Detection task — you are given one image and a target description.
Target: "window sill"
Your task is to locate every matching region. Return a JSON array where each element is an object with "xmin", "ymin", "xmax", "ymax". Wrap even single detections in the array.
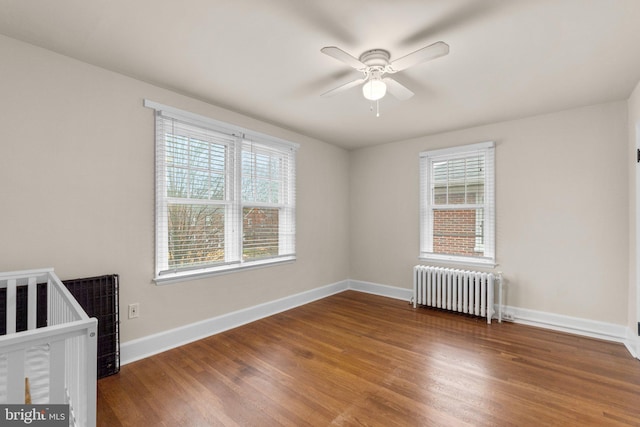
[
  {"xmin": 154, "ymin": 256, "xmax": 296, "ymax": 285},
  {"xmin": 419, "ymin": 253, "xmax": 496, "ymax": 269}
]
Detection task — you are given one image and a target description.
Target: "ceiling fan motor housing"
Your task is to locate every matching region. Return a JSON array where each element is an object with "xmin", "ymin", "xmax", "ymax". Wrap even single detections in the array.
[{"xmin": 359, "ymin": 49, "xmax": 391, "ymax": 68}]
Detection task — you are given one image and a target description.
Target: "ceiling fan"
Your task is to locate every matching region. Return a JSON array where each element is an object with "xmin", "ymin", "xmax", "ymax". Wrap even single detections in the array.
[{"xmin": 320, "ymin": 41, "xmax": 449, "ymax": 102}]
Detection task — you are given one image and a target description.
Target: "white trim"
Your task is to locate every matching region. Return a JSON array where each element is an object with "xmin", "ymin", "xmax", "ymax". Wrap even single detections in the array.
[
  {"xmin": 120, "ymin": 279, "xmax": 637, "ymax": 365},
  {"xmin": 635, "ymin": 120, "xmax": 640, "ymax": 360},
  {"xmin": 120, "ymin": 280, "xmax": 348, "ymax": 365},
  {"xmin": 418, "ymin": 254, "xmax": 497, "ymax": 268},
  {"xmin": 419, "ymin": 140, "xmax": 495, "ymax": 158},
  {"xmin": 624, "ymin": 328, "xmax": 640, "ymax": 359},
  {"xmin": 503, "ymin": 305, "xmax": 629, "ymax": 344},
  {"xmin": 154, "ymin": 257, "xmax": 296, "ymax": 285},
  {"xmin": 144, "ymin": 99, "xmax": 300, "ymax": 151},
  {"xmin": 347, "ymin": 279, "xmax": 413, "ymax": 301}
]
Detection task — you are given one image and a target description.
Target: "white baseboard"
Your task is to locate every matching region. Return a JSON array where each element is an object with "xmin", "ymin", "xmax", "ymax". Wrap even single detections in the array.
[
  {"xmin": 120, "ymin": 280, "xmax": 349, "ymax": 365},
  {"xmin": 347, "ymin": 279, "xmax": 413, "ymax": 301},
  {"xmin": 503, "ymin": 305, "xmax": 632, "ymax": 347},
  {"xmin": 624, "ymin": 328, "xmax": 640, "ymax": 359},
  {"xmin": 120, "ymin": 278, "xmax": 638, "ymax": 365},
  {"xmin": 355, "ymin": 282, "xmax": 640, "ymax": 360}
]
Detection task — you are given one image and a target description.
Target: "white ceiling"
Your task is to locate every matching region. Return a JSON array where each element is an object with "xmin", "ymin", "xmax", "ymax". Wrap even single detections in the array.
[{"xmin": 1, "ymin": 0, "xmax": 640, "ymax": 150}]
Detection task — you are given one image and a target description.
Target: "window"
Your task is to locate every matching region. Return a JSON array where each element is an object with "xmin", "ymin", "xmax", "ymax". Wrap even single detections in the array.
[
  {"xmin": 147, "ymin": 100, "xmax": 297, "ymax": 283},
  {"xmin": 419, "ymin": 141, "xmax": 495, "ymax": 267}
]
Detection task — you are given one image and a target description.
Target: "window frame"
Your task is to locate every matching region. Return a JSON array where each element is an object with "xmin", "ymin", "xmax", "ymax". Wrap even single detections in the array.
[
  {"xmin": 146, "ymin": 100, "xmax": 298, "ymax": 284},
  {"xmin": 419, "ymin": 141, "xmax": 496, "ymax": 267}
]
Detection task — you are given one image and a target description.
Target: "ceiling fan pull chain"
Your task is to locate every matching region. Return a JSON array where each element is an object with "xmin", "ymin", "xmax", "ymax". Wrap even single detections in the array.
[{"xmin": 369, "ymin": 100, "xmax": 381, "ymax": 117}]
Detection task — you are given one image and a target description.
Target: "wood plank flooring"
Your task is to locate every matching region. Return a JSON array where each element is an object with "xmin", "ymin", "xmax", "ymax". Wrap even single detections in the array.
[{"xmin": 97, "ymin": 291, "xmax": 640, "ymax": 426}]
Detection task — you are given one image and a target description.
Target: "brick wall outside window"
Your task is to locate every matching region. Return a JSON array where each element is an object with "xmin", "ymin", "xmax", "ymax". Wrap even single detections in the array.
[{"xmin": 433, "ymin": 209, "xmax": 481, "ymax": 257}]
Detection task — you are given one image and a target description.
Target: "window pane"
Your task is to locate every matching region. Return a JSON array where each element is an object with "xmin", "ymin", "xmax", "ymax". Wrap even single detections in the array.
[
  {"xmin": 168, "ymin": 204, "xmax": 225, "ymax": 268},
  {"xmin": 466, "ymin": 183, "xmax": 484, "ymax": 204},
  {"xmin": 431, "ymin": 156, "xmax": 485, "ymax": 205},
  {"xmin": 242, "ymin": 148, "xmax": 283, "ymax": 204},
  {"xmin": 432, "ymin": 161, "xmax": 447, "ymax": 205},
  {"xmin": 447, "ymin": 158, "xmax": 466, "ymax": 204},
  {"xmin": 211, "ymin": 173, "xmax": 225, "ymax": 200},
  {"xmin": 466, "ymin": 156, "xmax": 484, "ymax": 204},
  {"xmin": 167, "ymin": 135, "xmax": 189, "ymax": 167},
  {"xmin": 189, "ymin": 167, "xmax": 210, "ymax": 199},
  {"xmin": 243, "ymin": 207, "xmax": 279, "ymax": 260},
  {"xmin": 167, "ymin": 167, "xmax": 188, "ymax": 198},
  {"xmin": 475, "ymin": 208, "xmax": 485, "ymax": 250},
  {"xmin": 447, "ymin": 184, "xmax": 466, "ymax": 204},
  {"xmin": 189, "ymin": 138, "xmax": 209, "ymax": 169},
  {"xmin": 448, "ymin": 158, "xmax": 466, "ymax": 181},
  {"xmin": 433, "ymin": 208, "xmax": 484, "ymax": 257},
  {"xmin": 165, "ymin": 133, "xmax": 226, "ymax": 201}
]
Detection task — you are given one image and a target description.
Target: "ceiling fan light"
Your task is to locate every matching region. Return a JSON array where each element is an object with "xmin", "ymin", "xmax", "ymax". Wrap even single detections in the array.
[{"xmin": 362, "ymin": 79, "xmax": 387, "ymax": 101}]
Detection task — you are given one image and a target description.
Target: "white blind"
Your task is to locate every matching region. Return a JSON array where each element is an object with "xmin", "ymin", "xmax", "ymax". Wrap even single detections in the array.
[
  {"xmin": 241, "ymin": 140, "xmax": 296, "ymax": 261},
  {"xmin": 152, "ymin": 103, "xmax": 297, "ymax": 279},
  {"xmin": 420, "ymin": 141, "xmax": 495, "ymax": 266}
]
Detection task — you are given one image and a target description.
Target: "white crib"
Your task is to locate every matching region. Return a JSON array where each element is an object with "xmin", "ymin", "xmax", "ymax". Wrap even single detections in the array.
[{"xmin": 0, "ymin": 268, "xmax": 97, "ymax": 427}]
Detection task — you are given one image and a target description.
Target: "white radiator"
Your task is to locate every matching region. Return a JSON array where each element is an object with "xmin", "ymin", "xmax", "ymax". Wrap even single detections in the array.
[{"xmin": 413, "ymin": 265, "xmax": 502, "ymax": 324}]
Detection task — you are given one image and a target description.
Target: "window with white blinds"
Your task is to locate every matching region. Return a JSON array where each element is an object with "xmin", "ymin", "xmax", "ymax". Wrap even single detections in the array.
[
  {"xmin": 147, "ymin": 100, "xmax": 298, "ymax": 283},
  {"xmin": 419, "ymin": 141, "xmax": 495, "ymax": 267}
]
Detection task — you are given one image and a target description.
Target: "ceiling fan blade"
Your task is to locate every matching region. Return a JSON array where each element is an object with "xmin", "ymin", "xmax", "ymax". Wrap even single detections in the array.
[
  {"xmin": 275, "ymin": 0, "xmax": 355, "ymax": 44},
  {"xmin": 321, "ymin": 77, "xmax": 366, "ymax": 97},
  {"xmin": 383, "ymin": 78, "xmax": 414, "ymax": 100},
  {"xmin": 400, "ymin": 1, "xmax": 502, "ymax": 47},
  {"xmin": 388, "ymin": 41, "xmax": 449, "ymax": 73},
  {"xmin": 321, "ymin": 46, "xmax": 366, "ymax": 70}
]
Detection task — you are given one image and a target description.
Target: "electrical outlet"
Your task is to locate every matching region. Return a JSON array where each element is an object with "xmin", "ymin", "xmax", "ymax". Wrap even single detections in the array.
[
  {"xmin": 502, "ymin": 312, "xmax": 514, "ymax": 322},
  {"xmin": 128, "ymin": 303, "xmax": 139, "ymax": 319}
]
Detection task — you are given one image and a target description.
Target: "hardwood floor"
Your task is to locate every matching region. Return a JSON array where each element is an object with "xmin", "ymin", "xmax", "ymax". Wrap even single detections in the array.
[{"xmin": 97, "ymin": 291, "xmax": 640, "ymax": 426}]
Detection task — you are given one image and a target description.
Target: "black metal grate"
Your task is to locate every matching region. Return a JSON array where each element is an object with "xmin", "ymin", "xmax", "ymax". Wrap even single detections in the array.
[{"xmin": 64, "ymin": 274, "xmax": 120, "ymax": 379}]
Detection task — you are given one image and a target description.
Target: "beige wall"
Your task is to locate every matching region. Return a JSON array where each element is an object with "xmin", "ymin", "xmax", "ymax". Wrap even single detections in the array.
[
  {"xmin": 0, "ymin": 35, "xmax": 350, "ymax": 342},
  {"xmin": 0, "ymin": 32, "xmax": 634, "ymax": 344},
  {"xmin": 629, "ymin": 81, "xmax": 640, "ymax": 333},
  {"xmin": 350, "ymin": 102, "xmax": 629, "ymax": 325}
]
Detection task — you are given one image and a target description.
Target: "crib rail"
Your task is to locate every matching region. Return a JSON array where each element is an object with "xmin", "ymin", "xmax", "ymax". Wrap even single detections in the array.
[{"xmin": 0, "ymin": 268, "xmax": 97, "ymax": 427}]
